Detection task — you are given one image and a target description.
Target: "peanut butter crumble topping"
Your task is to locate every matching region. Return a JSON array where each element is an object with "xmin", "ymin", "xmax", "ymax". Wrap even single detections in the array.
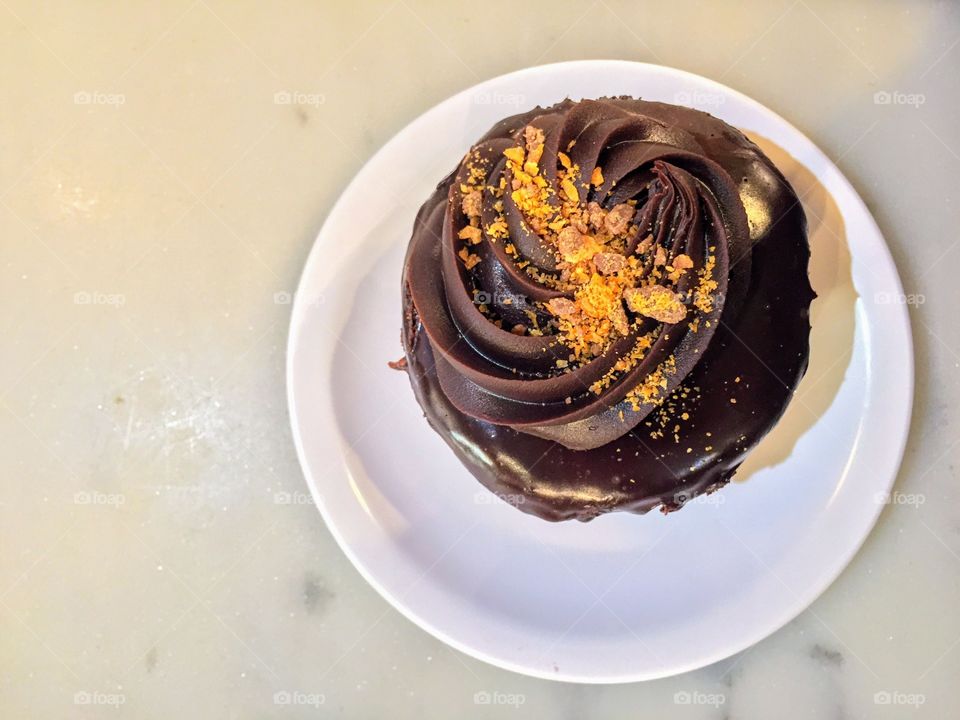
[{"xmin": 453, "ymin": 122, "xmax": 722, "ymax": 410}]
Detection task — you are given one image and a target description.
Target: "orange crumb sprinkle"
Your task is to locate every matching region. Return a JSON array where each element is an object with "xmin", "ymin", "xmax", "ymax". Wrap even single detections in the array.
[{"xmin": 458, "ymin": 247, "xmax": 480, "ymax": 270}]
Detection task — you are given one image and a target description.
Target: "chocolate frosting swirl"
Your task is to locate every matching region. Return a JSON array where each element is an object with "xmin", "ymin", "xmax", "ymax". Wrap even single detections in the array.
[{"xmin": 401, "ymin": 98, "xmax": 814, "ymax": 520}]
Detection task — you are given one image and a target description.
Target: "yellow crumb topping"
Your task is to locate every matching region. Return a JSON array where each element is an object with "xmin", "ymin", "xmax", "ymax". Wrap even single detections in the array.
[{"xmin": 626, "ymin": 355, "xmax": 677, "ymax": 410}]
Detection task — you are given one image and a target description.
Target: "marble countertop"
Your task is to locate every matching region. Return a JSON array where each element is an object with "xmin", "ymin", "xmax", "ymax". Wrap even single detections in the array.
[{"xmin": 3, "ymin": 1, "xmax": 958, "ymax": 717}]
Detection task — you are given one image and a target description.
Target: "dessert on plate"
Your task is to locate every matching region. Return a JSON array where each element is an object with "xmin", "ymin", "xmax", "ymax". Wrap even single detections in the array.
[{"xmin": 399, "ymin": 97, "xmax": 814, "ymax": 521}]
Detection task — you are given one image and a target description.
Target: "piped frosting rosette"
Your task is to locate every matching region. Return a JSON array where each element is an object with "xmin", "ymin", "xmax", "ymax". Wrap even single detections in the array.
[{"xmin": 404, "ymin": 98, "xmax": 753, "ymax": 451}]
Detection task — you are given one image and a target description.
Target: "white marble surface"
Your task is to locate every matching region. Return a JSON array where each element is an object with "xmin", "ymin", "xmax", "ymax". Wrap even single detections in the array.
[{"xmin": 2, "ymin": 1, "xmax": 958, "ymax": 717}]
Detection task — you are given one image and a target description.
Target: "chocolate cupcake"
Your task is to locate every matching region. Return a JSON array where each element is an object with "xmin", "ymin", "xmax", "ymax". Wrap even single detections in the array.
[{"xmin": 399, "ymin": 97, "xmax": 814, "ymax": 521}]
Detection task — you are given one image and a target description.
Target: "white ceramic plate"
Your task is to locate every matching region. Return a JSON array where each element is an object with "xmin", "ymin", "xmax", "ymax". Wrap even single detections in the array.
[{"xmin": 287, "ymin": 60, "xmax": 913, "ymax": 683}]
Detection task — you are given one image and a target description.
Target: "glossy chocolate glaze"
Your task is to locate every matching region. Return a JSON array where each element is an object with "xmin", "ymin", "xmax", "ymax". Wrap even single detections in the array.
[{"xmin": 400, "ymin": 98, "xmax": 814, "ymax": 521}]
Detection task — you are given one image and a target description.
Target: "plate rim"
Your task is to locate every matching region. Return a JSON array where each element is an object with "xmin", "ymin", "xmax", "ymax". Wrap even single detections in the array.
[{"xmin": 286, "ymin": 59, "xmax": 914, "ymax": 683}]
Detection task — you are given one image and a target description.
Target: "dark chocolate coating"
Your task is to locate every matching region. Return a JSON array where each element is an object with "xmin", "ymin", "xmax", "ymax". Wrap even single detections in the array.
[{"xmin": 400, "ymin": 98, "xmax": 814, "ymax": 521}]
